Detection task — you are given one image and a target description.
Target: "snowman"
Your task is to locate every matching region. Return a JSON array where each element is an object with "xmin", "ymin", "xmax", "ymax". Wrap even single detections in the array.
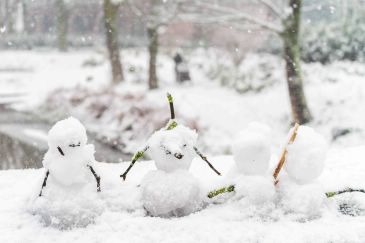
[
  {"xmin": 120, "ymin": 93, "xmax": 221, "ymax": 217},
  {"xmin": 38, "ymin": 117, "xmax": 101, "ymax": 197},
  {"xmin": 278, "ymin": 125, "xmax": 328, "ymax": 216},
  {"xmin": 229, "ymin": 122, "xmax": 276, "ymax": 204}
]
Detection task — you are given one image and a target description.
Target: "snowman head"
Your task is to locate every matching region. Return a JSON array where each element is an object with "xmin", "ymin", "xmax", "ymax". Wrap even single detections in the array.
[
  {"xmin": 47, "ymin": 117, "xmax": 87, "ymax": 157},
  {"xmin": 147, "ymin": 124, "xmax": 198, "ymax": 172}
]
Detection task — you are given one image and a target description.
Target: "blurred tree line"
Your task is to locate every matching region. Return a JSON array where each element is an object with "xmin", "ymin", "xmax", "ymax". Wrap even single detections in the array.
[{"xmin": 0, "ymin": 0, "xmax": 364, "ymax": 125}]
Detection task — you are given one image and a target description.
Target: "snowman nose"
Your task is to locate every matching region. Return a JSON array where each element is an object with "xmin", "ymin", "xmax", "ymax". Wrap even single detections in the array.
[{"xmin": 174, "ymin": 153, "xmax": 184, "ymax": 159}]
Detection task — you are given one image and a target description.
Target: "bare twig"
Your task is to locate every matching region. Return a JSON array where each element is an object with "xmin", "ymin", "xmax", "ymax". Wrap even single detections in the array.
[
  {"xmin": 194, "ymin": 147, "xmax": 221, "ymax": 176},
  {"xmin": 88, "ymin": 165, "xmax": 101, "ymax": 192},
  {"xmin": 273, "ymin": 123, "xmax": 300, "ymax": 184},
  {"xmin": 326, "ymin": 188, "xmax": 365, "ymax": 198},
  {"xmin": 167, "ymin": 92, "xmax": 175, "ymax": 120},
  {"xmin": 39, "ymin": 170, "xmax": 50, "ymax": 197},
  {"xmin": 120, "ymin": 146, "xmax": 149, "ymax": 181}
]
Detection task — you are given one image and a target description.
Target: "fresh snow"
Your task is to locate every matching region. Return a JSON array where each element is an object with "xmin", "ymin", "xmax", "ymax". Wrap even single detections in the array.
[{"xmin": 1, "ymin": 147, "xmax": 365, "ymax": 242}]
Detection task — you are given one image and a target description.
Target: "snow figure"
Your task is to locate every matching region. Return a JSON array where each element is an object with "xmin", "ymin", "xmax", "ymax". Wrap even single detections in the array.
[
  {"xmin": 278, "ymin": 125, "xmax": 328, "ymax": 216},
  {"xmin": 120, "ymin": 93, "xmax": 221, "ymax": 217},
  {"xmin": 230, "ymin": 122, "xmax": 275, "ymax": 205},
  {"xmin": 38, "ymin": 117, "xmax": 101, "ymax": 197}
]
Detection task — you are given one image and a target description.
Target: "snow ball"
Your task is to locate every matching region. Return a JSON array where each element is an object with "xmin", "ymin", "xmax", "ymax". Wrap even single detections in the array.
[
  {"xmin": 279, "ymin": 179, "xmax": 325, "ymax": 216},
  {"xmin": 47, "ymin": 116, "xmax": 87, "ymax": 153},
  {"xmin": 141, "ymin": 169, "xmax": 203, "ymax": 217},
  {"xmin": 147, "ymin": 124, "xmax": 198, "ymax": 172},
  {"xmin": 29, "ymin": 181, "xmax": 103, "ymax": 230},
  {"xmin": 234, "ymin": 175, "xmax": 276, "ymax": 205},
  {"xmin": 232, "ymin": 122, "xmax": 272, "ymax": 175},
  {"xmin": 285, "ymin": 126, "xmax": 328, "ymax": 184}
]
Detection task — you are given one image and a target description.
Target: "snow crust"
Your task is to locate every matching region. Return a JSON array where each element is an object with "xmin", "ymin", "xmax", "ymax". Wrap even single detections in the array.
[{"xmin": 285, "ymin": 126, "xmax": 328, "ymax": 184}]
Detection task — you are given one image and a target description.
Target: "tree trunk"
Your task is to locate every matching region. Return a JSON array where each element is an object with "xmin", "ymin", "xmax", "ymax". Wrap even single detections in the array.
[
  {"xmin": 147, "ymin": 27, "xmax": 158, "ymax": 89},
  {"xmin": 55, "ymin": 0, "xmax": 68, "ymax": 52},
  {"xmin": 281, "ymin": 0, "xmax": 312, "ymax": 124},
  {"xmin": 103, "ymin": 0, "xmax": 124, "ymax": 84}
]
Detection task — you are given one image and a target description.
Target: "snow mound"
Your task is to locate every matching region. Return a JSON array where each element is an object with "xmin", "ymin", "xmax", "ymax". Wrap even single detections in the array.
[
  {"xmin": 234, "ymin": 175, "xmax": 276, "ymax": 205},
  {"xmin": 29, "ymin": 182, "xmax": 103, "ymax": 230},
  {"xmin": 285, "ymin": 126, "xmax": 328, "ymax": 184},
  {"xmin": 279, "ymin": 177, "xmax": 326, "ymax": 217},
  {"xmin": 232, "ymin": 122, "xmax": 272, "ymax": 175},
  {"xmin": 147, "ymin": 124, "xmax": 198, "ymax": 172},
  {"xmin": 141, "ymin": 169, "xmax": 203, "ymax": 217}
]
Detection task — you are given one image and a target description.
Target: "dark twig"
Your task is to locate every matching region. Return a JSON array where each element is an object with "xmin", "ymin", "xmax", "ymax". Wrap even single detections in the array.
[
  {"xmin": 193, "ymin": 147, "xmax": 221, "ymax": 176},
  {"xmin": 88, "ymin": 165, "xmax": 101, "ymax": 192},
  {"xmin": 326, "ymin": 188, "xmax": 365, "ymax": 198},
  {"xmin": 120, "ymin": 146, "xmax": 149, "ymax": 181},
  {"xmin": 167, "ymin": 93, "xmax": 175, "ymax": 119},
  {"xmin": 208, "ymin": 185, "xmax": 235, "ymax": 198},
  {"xmin": 39, "ymin": 170, "xmax": 50, "ymax": 197},
  {"xmin": 57, "ymin": 146, "xmax": 65, "ymax": 156}
]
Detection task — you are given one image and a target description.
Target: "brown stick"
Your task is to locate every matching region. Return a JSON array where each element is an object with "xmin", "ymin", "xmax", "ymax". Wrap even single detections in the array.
[{"xmin": 273, "ymin": 123, "xmax": 300, "ymax": 184}]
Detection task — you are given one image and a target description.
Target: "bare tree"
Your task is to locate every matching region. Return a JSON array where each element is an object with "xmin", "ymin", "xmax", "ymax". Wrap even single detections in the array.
[
  {"xmin": 127, "ymin": 0, "xmax": 182, "ymax": 89},
  {"xmin": 103, "ymin": 0, "xmax": 124, "ymax": 84},
  {"xmin": 181, "ymin": 0, "xmax": 312, "ymax": 124},
  {"xmin": 55, "ymin": 0, "xmax": 69, "ymax": 51}
]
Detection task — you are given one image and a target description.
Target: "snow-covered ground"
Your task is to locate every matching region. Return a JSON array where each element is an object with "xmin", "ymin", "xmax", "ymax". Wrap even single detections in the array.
[
  {"xmin": 1, "ymin": 49, "xmax": 365, "ymax": 155},
  {"xmin": 1, "ymin": 146, "xmax": 365, "ymax": 243}
]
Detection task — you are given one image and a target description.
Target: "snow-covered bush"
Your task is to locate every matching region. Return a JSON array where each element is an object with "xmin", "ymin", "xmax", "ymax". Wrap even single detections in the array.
[
  {"xmin": 301, "ymin": 19, "xmax": 365, "ymax": 64},
  {"xmin": 38, "ymin": 87, "xmax": 200, "ymax": 155}
]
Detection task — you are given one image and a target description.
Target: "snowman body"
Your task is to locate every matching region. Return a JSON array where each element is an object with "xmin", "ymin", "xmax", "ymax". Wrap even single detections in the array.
[
  {"xmin": 231, "ymin": 122, "xmax": 275, "ymax": 204},
  {"xmin": 141, "ymin": 124, "xmax": 203, "ymax": 217},
  {"xmin": 42, "ymin": 117, "xmax": 96, "ymax": 188}
]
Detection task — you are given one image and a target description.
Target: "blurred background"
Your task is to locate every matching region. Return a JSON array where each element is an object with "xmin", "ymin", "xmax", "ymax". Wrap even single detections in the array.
[{"xmin": 0, "ymin": 0, "xmax": 364, "ymax": 169}]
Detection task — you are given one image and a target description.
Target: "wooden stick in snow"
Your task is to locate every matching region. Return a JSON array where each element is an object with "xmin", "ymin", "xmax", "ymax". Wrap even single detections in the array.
[{"xmin": 273, "ymin": 123, "xmax": 300, "ymax": 184}]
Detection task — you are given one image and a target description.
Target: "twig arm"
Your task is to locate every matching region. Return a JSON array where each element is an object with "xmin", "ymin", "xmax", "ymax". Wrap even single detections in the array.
[
  {"xmin": 194, "ymin": 147, "xmax": 221, "ymax": 176},
  {"xmin": 39, "ymin": 170, "xmax": 50, "ymax": 197},
  {"xmin": 326, "ymin": 188, "xmax": 365, "ymax": 198},
  {"xmin": 208, "ymin": 185, "xmax": 235, "ymax": 198},
  {"xmin": 120, "ymin": 146, "xmax": 149, "ymax": 181},
  {"xmin": 88, "ymin": 165, "xmax": 101, "ymax": 192},
  {"xmin": 273, "ymin": 123, "xmax": 300, "ymax": 184}
]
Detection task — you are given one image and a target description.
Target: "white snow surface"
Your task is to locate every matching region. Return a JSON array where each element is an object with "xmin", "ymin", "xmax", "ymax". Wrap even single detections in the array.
[
  {"xmin": 232, "ymin": 122, "xmax": 272, "ymax": 175},
  {"xmin": 141, "ymin": 169, "xmax": 203, "ymax": 217},
  {"xmin": 285, "ymin": 126, "xmax": 328, "ymax": 184},
  {"xmin": 2, "ymin": 146, "xmax": 365, "ymax": 242},
  {"xmin": 147, "ymin": 123, "xmax": 197, "ymax": 172}
]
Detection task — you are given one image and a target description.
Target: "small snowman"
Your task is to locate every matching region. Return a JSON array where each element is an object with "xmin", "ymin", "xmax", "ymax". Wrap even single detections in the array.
[
  {"xmin": 278, "ymin": 125, "xmax": 328, "ymax": 216},
  {"xmin": 230, "ymin": 122, "xmax": 275, "ymax": 205},
  {"xmin": 120, "ymin": 93, "xmax": 221, "ymax": 217},
  {"xmin": 38, "ymin": 117, "xmax": 101, "ymax": 197}
]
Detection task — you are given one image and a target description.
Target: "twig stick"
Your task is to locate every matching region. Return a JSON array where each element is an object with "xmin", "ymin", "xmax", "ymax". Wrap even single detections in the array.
[
  {"xmin": 326, "ymin": 188, "xmax": 365, "ymax": 198},
  {"xmin": 194, "ymin": 147, "xmax": 221, "ymax": 176},
  {"xmin": 167, "ymin": 92, "xmax": 175, "ymax": 120},
  {"xmin": 39, "ymin": 170, "xmax": 50, "ymax": 197},
  {"xmin": 88, "ymin": 165, "xmax": 101, "ymax": 192},
  {"xmin": 273, "ymin": 123, "xmax": 300, "ymax": 184},
  {"xmin": 120, "ymin": 146, "xmax": 149, "ymax": 181},
  {"xmin": 208, "ymin": 185, "xmax": 235, "ymax": 198}
]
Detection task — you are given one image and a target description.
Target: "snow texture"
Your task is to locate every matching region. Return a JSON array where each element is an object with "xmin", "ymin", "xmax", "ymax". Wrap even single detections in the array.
[
  {"xmin": 232, "ymin": 122, "xmax": 272, "ymax": 175},
  {"xmin": 2, "ymin": 148, "xmax": 365, "ymax": 242},
  {"xmin": 141, "ymin": 169, "xmax": 203, "ymax": 217},
  {"xmin": 147, "ymin": 123, "xmax": 198, "ymax": 172},
  {"xmin": 43, "ymin": 117, "xmax": 97, "ymax": 186},
  {"xmin": 285, "ymin": 126, "xmax": 328, "ymax": 184}
]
